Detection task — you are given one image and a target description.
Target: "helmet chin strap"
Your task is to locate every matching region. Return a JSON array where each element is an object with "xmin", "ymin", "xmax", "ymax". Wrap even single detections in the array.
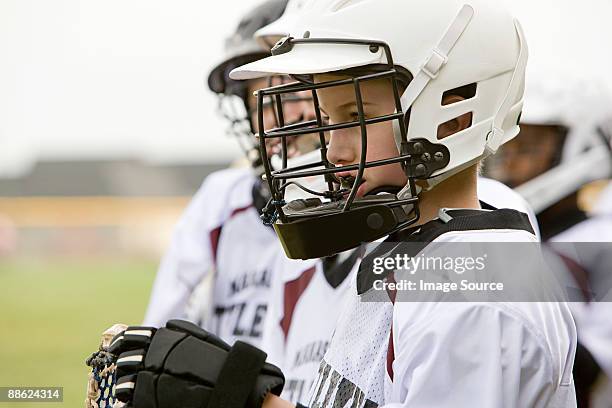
[
  {"xmin": 397, "ymin": 183, "xmax": 420, "ymax": 219},
  {"xmin": 398, "ymin": 183, "xmax": 421, "ymax": 200},
  {"xmin": 395, "ymin": 156, "xmax": 481, "ymax": 219},
  {"xmin": 423, "ymin": 156, "xmax": 482, "ymax": 191}
]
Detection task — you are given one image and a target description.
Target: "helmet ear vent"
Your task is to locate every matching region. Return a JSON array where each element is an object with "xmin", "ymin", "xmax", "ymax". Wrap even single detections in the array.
[
  {"xmin": 441, "ymin": 83, "xmax": 477, "ymax": 106},
  {"xmin": 437, "ymin": 83, "xmax": 477, "ymax": 140},
  {"xmin": 437, "ymin": 112, "xmax": 474, "ymax": 140}
]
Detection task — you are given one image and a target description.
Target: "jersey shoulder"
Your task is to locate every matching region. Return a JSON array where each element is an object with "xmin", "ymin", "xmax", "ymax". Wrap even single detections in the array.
[
  {"xmin": 198, "ymin": 167, "xmax": 255, "ymax": 205},
  {"xmin": 181, "ymin": 167, "xmax": 256, "ymax": 231}
]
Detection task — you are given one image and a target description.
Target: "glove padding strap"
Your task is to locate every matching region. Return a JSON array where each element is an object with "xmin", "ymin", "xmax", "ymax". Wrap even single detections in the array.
[
  {"xmin": 111, "ymin": 319, "xmax": 284, "ymax": 408},
  {"xmin": 208, "ymin": 341, "xmax": 267, "ymax": 408}
]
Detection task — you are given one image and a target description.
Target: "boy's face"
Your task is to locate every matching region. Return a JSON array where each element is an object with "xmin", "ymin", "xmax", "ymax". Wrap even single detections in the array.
[
  {"xmin": 316, "ymin": 74, "xmax": 408, "ymax": 197},
  {"xmin": 246, "ymin": 77, "xmax": 278, "ymax": 134},
  {"xmin": 247, "ymin": 76, "xmax": 320, "ymax": 159}
]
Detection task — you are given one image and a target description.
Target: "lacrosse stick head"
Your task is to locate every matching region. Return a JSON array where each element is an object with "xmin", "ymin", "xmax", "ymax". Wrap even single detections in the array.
[{"xmin": 85, "ymin": 324, "xmax": 128, "ymax": 408}]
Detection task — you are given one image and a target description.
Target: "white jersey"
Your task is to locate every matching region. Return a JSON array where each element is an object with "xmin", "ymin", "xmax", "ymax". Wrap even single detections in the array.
[
  {"xmin": 263, "ymin": 251, "xmax": 361, "ymax": 405},
  {"xmin": 143, "ymin": 167, "xmax": 281, "ymax": 348},
  {"xmin": 308, "ymin": 209, "xmax": 577, "ymax": 408},
  {"xmin": 552, "ymin": 181, "xmax": 612, "ymax": 378},
  {"xmin": 263, "ymin": 178, "xmax": 541, "ymax": 405}
]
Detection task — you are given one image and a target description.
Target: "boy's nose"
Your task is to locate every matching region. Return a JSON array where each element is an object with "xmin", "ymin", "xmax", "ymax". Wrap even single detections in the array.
[{"xmin": 326, "ymin": 129, "xmax": 357, "ymax": 166}]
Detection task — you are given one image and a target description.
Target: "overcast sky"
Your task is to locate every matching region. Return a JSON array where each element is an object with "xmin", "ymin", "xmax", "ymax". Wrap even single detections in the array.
[
  {"xmin": 0, "ymin": 0, "xmax": 257, "ymax": 176},
  {"xmin": 1, "ymin": 0, "xmax": 611, "ymax": 177}
]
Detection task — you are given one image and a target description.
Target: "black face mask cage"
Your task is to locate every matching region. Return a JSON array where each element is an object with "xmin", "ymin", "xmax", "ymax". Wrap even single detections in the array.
[
  {"xmin": 260, "ymin": 77, "xmax": 317, "ymax": 147},
  {"xmin": 216, "ymin": 93, "xmax": 258, "ymax": 163},
  {"xmin": 257, "ymin": 38, "xmax": 451, "ymax": 239}
]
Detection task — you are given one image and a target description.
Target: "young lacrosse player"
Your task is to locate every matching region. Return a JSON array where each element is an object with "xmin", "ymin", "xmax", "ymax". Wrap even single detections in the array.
[
  {"xmin": 487, "ymin": 76, "xmax": 612, "ymax": 240},
  {"xmin": 142, "ymin": 0, "xmax": 320, "ymax": 350},
  {"xmin": 105, "ymin": 0, "xmax": 577, "ymax": 407},
  {"xmin": 237, "ymin": 0, "xmax": 578, "ymax": 406},
  {"xmin": 254, "ymin": 2, "xmax": 540, "ymax": 405}
]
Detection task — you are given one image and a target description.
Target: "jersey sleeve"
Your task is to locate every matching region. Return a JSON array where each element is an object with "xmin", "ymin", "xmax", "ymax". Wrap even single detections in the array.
[
  {"xmin": 142, "ymin": 176, "xmax": 222, "ymax": 327},
  {"xmin": 385, "ymin": 302, "xmax": 570, "ymax": 408}
]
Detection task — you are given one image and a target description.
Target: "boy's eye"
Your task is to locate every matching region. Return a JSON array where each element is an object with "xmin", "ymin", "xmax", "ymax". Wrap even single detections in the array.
[{"xmin": 319, "ymin": 110, "xmax": 368, "ymax": 125}]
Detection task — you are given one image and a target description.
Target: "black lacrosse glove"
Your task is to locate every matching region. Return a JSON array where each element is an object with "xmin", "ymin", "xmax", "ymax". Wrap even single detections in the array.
[{"xmin": 109, "ymin": 319, "xmax": 285, "ymax": 408}]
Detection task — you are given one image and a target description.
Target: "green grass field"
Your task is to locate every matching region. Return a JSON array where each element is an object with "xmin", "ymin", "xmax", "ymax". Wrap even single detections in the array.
[{"xmin": 0, "ymin": 257, "xmax": 157, "ymax": 407}]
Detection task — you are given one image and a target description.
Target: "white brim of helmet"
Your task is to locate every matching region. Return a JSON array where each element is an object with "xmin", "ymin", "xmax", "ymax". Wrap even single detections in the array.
[{"xmin": 229, "ymin": 41, "xmax": 385, "ymax": 80}]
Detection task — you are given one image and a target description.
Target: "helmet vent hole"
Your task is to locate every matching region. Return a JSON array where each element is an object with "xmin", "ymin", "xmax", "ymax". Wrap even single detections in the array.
[
  {"xmin": 437, "ymin": 112, "xmax": 474, "ymax": 140},
  {"xmin": 441, "ymin": 83, "xmax": 477, "ymax": 106}
]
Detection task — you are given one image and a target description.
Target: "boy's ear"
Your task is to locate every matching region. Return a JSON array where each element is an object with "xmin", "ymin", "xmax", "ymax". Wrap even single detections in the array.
[{"xmin": 437, "ymin": 95, "xmax": 472, "ymax": 140}]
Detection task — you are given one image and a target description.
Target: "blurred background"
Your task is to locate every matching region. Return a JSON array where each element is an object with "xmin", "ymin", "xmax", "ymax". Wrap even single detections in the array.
[
  {"xmin": 0, "ymin": 1, "xmax": 255, "ymax": 406},
  {"xmin": 1, "ymin": 0, "xmax": 611, "ymax": 406}
]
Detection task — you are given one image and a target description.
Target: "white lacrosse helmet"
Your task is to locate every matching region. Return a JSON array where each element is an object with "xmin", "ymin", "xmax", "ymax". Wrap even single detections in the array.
[{"xmin": 230, "ymin": 0, "xmax": 528, "ymax": 259}]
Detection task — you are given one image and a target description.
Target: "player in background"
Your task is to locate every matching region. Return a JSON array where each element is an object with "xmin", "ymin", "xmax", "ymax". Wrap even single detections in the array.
[
  {"xmin": 142, "ymin": 0, "xmax": 320, "ymax": 350},
  {"xmin": 553, "ymin": 182, "xmax": 612, "ymax": 408},
  {"xmin": 486, "ymin": 77, "xmax": 612, "ymax": 240},
  {"xmin": 487, "ymin": 76, "xmax": 612, "ymax": 407}
]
